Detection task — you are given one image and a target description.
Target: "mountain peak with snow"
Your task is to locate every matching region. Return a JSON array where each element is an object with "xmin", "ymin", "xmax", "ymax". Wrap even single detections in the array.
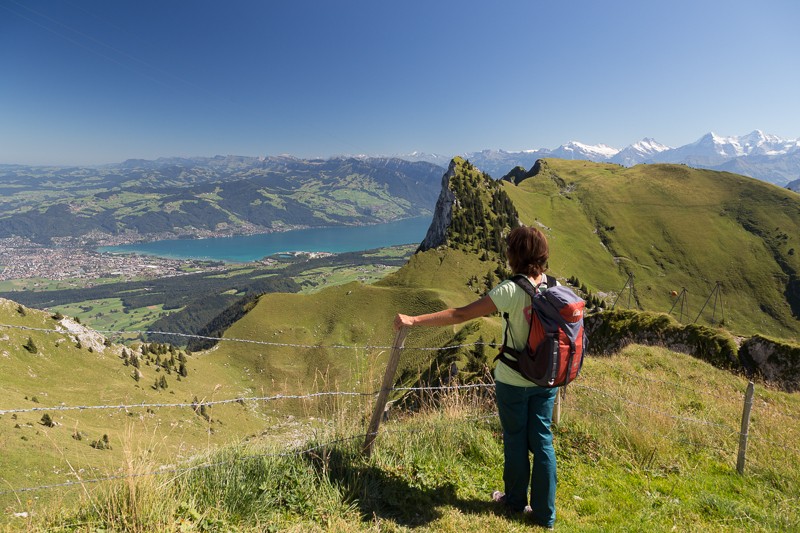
[
  {"xmin": 610, "ymin": 138, "xmax": 671, "ymax": 166},
  {"xmin": 387, "ymin": 130, "xmax": 799, "ymax": 187},
  {"xmin": 551, "ymin": 141, "xmax": 620, "ymax": 162}
]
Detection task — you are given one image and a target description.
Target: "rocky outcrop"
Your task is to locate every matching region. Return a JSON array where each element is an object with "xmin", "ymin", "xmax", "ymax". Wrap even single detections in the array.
[
  {"xmin": 740, "ymin": 335, "xmax": 800, "ymax": 392},
  {"xmin": 585, "ymin": 309, "xmax": 800, "ymax": 391},
  {"xmin": 417, "ymin": 159, "xmax": 457, "ymax": 252}
]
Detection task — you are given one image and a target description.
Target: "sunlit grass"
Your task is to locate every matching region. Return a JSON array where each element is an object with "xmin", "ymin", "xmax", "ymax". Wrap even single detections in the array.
[{"xmin": 15, "ymin": 345, "xmax": 799, "ymax": 532}]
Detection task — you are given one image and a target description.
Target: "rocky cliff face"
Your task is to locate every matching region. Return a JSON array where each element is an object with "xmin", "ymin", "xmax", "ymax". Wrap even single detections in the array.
[
  {"xmin": 417, "ymin": 160, "xmax": 456, "ymax": 252},
  {"xmin": 740, "ymin": 336, "xmax": 800, "ymax": 392}
]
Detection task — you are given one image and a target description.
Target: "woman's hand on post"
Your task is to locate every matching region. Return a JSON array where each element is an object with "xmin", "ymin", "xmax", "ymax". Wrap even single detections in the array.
[{"xmin": 394, "ymin": 314, "xmax": 414, "ymax": 331}]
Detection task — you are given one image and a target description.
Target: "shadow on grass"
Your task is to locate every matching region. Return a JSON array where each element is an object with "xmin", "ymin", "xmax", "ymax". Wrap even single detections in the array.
[{"xmin": 305, "ymin": 446, "xmax": 529, "ymax": 528}]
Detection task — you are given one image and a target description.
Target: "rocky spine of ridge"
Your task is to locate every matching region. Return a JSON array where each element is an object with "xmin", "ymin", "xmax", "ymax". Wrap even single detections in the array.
[{"xmin": 417, "ymin": 157, "xmax": 519, "ymax": 261}]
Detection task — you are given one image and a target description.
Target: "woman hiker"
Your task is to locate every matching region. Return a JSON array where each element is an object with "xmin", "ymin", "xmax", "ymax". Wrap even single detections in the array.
[{"xmin": 394, "ymin": 225, "xmax": 558, "ymax": 529}]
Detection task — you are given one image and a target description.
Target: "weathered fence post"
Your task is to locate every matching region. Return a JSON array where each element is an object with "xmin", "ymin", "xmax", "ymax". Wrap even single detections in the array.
[
  {"xmin": 363, "ymin": 327, "xmax": 408, "ymax": 458},
  {"xmin": 736, "ymin": 381, "xmax": 755, "ymax": 475}
]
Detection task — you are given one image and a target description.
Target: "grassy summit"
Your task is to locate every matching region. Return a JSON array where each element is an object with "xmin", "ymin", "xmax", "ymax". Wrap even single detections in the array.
[{"xmin": 501, "ymin": 159, "xmax": 800, "ymax": 339}]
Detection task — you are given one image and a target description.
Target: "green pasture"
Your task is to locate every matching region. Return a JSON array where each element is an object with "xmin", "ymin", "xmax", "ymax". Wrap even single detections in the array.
[
  {"xmin": 503, "ymin": 160, "xmax": 800, "ymax": 339},
  {"xmin": 7, "ymin": 341, "xmax": 798, "ymax": 531}
]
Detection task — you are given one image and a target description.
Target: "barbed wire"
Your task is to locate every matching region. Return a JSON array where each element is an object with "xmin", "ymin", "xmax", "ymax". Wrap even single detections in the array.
[
  {"xmin": 565, "ymin": 402, "xmax": 738, "ymax": 457},
  {"xmin": 0, "ymin": 322, "xmax": 500, "ymax": 352},
  {"xmin": 0, "ymin": 390, "xmax": 375, "ymax": 416},
  {"xmin": 603, "ymin": 368, "xmax": 742, "ymax": 402},
  {"xmin": 2, "ymin": 320, "xmax": 797, "ymax": 504},
  {"xmin": 0, "ymin": 383, "xmax": 495, "ymax": 416},
  {"xmin": 746, "ymin": 432, "xmax": 800, "ymax": 457}
]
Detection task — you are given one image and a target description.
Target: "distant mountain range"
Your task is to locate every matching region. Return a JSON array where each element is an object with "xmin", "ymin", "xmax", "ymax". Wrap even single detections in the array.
[
  {"xmin": 0, "ymin": 156, "xmax": 443, "ymax": 244},
  {"xmin": 395, "ymin": 130, "xmax": 800, "ymax": 190}
]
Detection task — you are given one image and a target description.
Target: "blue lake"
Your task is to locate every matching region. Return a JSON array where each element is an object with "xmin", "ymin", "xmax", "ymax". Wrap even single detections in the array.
[{"xmin": 99, "ymin": 216, "xmax": 432, "ymax": 262}]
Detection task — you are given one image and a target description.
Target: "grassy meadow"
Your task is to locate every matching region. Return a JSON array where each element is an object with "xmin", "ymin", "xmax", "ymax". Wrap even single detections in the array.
[
  {"xmin": 500, "ymin": 160, "xmax": 800, "ymax": 340},
  {"xmin": 4, "ymin": 344, "xmax": 798, "ymax": 532}
]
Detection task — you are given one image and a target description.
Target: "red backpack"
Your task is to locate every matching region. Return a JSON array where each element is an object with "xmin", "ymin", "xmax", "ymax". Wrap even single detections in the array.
[{"xmin": 495, "ymin": 275, "xmax": 587, "ymax": 387}]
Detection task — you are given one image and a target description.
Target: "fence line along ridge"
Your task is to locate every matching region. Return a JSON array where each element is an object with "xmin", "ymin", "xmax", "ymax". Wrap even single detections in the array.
[
  {"xmin": 0, "ymin": 322, "xmax": 499, "ymax": 352},
  {"xmin": 0, "ymin": 383, "xmax": 495, "ymax": 415}
]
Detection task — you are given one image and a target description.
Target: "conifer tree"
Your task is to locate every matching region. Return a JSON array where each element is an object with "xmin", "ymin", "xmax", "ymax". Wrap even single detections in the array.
[{"xmin": 23, "ymin": 336, "xmax": 38, "ymax": 354}]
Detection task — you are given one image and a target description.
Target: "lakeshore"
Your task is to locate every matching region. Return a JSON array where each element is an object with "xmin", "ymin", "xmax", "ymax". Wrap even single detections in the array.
[
  {"xmin": 0, "ymin": 217, "xmax": 431, "ymax": 284},
  {"xmin": 99, "ymin": 216, "xmax": 431, "ymax": 262}
]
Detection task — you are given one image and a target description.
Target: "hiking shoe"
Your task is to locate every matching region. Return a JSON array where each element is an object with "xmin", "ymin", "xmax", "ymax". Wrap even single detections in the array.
[{"xmin": 491, "ymin": 491, "xmax": 529, "ymax": 515}]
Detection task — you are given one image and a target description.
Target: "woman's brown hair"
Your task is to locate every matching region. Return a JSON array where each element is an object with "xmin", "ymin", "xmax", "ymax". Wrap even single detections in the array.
[{"xmin": 506, "ymin": 226, "xmax": 549, "ymax": 277}]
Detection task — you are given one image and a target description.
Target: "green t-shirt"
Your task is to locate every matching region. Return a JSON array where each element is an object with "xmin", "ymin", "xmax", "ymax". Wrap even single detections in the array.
[{"xmin": 488, "ymin": 274, "xmax": 555, "ymax": 387}]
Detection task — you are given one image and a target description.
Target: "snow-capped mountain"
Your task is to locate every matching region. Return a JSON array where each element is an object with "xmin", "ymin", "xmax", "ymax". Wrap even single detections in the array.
[
  {"xmin": 550, "ymin": 141, "xmax": 620, "ymax": 162},
  {"xmin": 610, "ymin": 138, "xmax": 671, "ymax": 166},
  {"xmin": 392, "ymin": 130, "xmax": 800, "ymax": 187},
  {"xmin": 656, "ymin": 131, "xmax": 799, "ymax": 167},
  {"xmin": 391, "ymin": 151, "xmax": 453, "ymax": 167}
]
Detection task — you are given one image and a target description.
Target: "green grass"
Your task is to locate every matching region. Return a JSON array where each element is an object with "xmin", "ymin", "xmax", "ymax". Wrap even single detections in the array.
[
  {"xmin": 294, "ymin": 264, "xmax": 402, "ymax": 293},
  {"xmin": 9, "ymin": 344, "xmax": 798, "ymax": 531},
  {"xmin": 503, "ymin": 160, "xmax": 800, "ymax": 340}
]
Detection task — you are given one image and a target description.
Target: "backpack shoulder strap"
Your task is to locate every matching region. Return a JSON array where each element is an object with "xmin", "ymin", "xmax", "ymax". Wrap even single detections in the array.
[
  {"xmin": 545, "ymin": 273, "xmax": 558, "ymax": 288},
  {"xmin": 509, "ymin": 274, "xmax": 539, "ymax": 299},
  {"xmin": 494, "ymin": 275, "xmax": 537, "ymax": 365}
]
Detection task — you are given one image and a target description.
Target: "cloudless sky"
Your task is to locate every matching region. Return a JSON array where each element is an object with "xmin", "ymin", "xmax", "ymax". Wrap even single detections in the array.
[{"xmin": 1, "ymin": 0, "xmax": 798, "ymax": 165}]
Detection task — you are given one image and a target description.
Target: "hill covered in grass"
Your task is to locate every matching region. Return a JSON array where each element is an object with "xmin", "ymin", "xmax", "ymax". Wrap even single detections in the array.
[
  {"xmin": 172, "ymin": 157, "xmax": 800, "ymax": 408},
  {"xmin": 499, "ymin": 159, "xmax": 800, "ymax": 340},
  {"xmin": 10, "ymin": 344, "xmax": 800, "ymax": 531}
]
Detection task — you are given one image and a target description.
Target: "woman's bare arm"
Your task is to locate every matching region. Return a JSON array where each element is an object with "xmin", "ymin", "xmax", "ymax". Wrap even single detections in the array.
[{"xmin": 394, "ymin": 295, "xmax": 497, "ymax": 331}]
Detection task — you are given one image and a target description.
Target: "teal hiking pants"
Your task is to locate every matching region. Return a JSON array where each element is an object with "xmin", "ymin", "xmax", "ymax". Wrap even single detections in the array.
[{"xmin": 495, "ymin": 381, "xmax": 558, "ymax": 527}]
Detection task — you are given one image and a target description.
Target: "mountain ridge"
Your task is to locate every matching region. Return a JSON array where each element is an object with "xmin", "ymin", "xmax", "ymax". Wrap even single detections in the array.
[{"xmin": 399, "ymin": 130, "xmax": 800, "ymax": 187}]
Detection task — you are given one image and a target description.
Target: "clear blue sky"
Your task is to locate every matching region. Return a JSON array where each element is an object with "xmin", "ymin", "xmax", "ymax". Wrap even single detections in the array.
[{"xmin": 2, "ymin": 0, "xmax": 798, "ymax": 165}]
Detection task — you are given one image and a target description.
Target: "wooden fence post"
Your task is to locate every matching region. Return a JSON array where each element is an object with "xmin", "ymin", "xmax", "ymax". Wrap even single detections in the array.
[
  {"xmin": 736, "ymin": 381, "xmax": 755, "ymax": 475},
  {"xmin": 363, "ymin": 327, "xmax": 409, "ymax": 458}
]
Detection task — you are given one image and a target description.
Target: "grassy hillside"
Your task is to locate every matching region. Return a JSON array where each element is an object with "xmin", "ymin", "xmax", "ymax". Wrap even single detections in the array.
[
  {"xmin": 204, "ymin": 248, "xmax": 504, "ymax": 403},
  {"xmin": 0, "ymin": 299, "xmax": 333, "ymax": 508},
  {"xmin": 9, "ymin": 344, "xmax": 799, "ymax": 531},
  {"xmin": 502, "ymin": 160, "xmax": 800, "ymax": 340}
]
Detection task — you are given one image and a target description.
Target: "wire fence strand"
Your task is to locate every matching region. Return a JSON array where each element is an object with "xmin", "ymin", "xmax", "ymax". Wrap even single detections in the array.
[
  {"xmin": 0, "ymin": 322, "xmax": 500, "ymax": 352},
  {"xmin": 1, "ymin": 321, "xmax": 797, "ymax": 504}
]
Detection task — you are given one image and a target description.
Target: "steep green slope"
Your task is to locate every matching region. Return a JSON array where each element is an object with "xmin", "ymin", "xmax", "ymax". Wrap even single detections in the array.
[
  {"xmin": 208, "ymin": 157, "xmax": 800, "ymax": 399},
  {"xmin": 0, "ymin": 299, "xmax": 309, "ymax": 499},
  {"xmin": 206, "ymin": 248, "xmax": 504, "ymax": 399},
  {"xmin": 502, "ymin": 159, "xmax": 800, "ymax": 339}
]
